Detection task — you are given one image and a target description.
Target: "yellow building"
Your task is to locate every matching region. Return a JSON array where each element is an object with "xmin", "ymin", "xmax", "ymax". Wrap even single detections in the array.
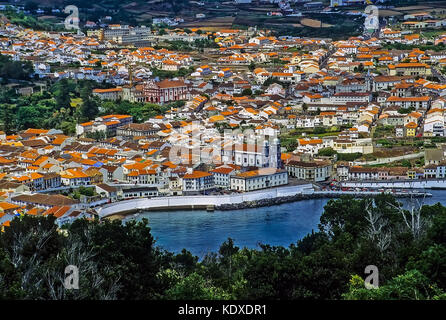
[
  {"xmin": 405, "ymin": 121, "xmax": 417, "ymax": 137},
  {"xmin": 389, "ymin": 62, "xmax": 431, "ymax": 76}
]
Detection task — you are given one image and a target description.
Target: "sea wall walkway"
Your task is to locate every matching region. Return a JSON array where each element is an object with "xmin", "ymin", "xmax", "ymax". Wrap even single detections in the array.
[
  {"xmin": 340, "ymin": 179, "xmax": 446, "ymax": 189},
  {"xmin": 96, "ymin": 183, "xmax": 315, "ymax": 217},
  {"xmin": 95, "ymin": 183, "xmax": 431, "ymax": 217}
]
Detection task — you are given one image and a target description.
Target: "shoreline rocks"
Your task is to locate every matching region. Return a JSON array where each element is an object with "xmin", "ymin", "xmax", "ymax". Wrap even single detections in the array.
[{"xmin": 215, "ymin": 192, "xmax": 430, "ymax": 211}]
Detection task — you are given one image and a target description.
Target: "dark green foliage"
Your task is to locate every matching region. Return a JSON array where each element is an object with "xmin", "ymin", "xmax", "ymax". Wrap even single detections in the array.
[
  {"xmin": 0, "ymin": 79, "xmax": 172, "ymax": 134},
  {"xmin": 318, "ymin": 147, "xmax": 337, "ymax": 157},
  {"xmin": 1, "ymin": 195, "xmax": 446, "ymax": 300},
  {"xmin": 0, "ymin": 54, "xmax": 33, "ymax": 81}
]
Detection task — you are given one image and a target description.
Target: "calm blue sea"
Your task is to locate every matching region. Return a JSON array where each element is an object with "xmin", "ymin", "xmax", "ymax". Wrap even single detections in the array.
[{"xmin": 129, "ymin": 190, "xmax": 446, "ymax": 258}]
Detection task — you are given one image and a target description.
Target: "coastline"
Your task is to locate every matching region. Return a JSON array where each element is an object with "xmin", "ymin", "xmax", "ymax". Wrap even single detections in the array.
[
  {"xmin": 100, "ymin": 190, "xmax": 431, "ymax": 220},
  {"xmin": 215, "ymin": 191, "xmax": 431, "ymax": 211}
]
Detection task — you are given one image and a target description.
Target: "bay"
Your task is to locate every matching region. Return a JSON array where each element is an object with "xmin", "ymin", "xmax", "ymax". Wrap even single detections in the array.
[{"xmin": 128, "ymin": 190, "xmax": 446, "ymax": 258}]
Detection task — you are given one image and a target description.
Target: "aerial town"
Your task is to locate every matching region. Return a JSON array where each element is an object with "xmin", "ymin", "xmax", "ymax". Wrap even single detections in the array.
[
  {"xmin": 3, "ymin": 0, "xmax": 446, "ymax": 304},
  {"xmin": 1, "ymin": 1, "xmax": 446, "ymax": 226}
]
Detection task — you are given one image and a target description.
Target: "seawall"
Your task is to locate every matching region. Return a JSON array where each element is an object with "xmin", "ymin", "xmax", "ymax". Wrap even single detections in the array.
[
  {"xmin": 217, "ymin": 191, "xmax": 431, "ymax": 210},
  {"xmin": 96, "ymin": 184, "xmax": 314, "ymax": 217},
  {"xmin": 95, "ymin": 183, "xmax": 430, "ymax": 218},
  {"xmin": 340, "ymin": 179, "xmax": 446, "ymax": 189}
]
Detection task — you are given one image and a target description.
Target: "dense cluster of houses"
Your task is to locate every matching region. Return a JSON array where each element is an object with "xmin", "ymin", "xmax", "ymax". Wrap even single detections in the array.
[{"xmin": 4, "ymin": 11, "xmax": 446, "ymax": 229}]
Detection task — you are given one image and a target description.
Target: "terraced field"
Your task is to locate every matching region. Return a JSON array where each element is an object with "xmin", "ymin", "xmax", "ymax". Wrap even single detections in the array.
[{"xmin": 300, "ymin": 18, "xmax": 333, "ymax": 28}]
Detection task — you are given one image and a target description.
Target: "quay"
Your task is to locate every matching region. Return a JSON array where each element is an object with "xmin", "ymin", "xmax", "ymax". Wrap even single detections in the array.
[
  {"xmin": 95, "ymin": 183, "xmax": 431, "ymax": 218},
  {"xmin": 340, "ymin": 179, "xmax": 446, "ymax": 189},
  {"xmin": 312, "ymin": 190, "xmax": 431, "ymax": 198}
]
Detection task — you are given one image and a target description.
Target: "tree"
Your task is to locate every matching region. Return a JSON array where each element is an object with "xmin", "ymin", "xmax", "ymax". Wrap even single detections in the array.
[
  {"xmin": 407, "ymin": 244, "xmax": 446, "ymax": 290},
  {"xmin": 319, "ymin": 196, "xmax": 368, "ymax": 240},
  {"xmin": 164, "ymin": 272, "xmax": 232, "ymax": 300},
  {"xmin": 67, "ymin": 218, "xmax": 163, "ymax": 299},
  {"xmin": 0, "ymin": 215, "xmax": 64, "ymax": 299},
  {"xmin": 53, "ymin": 79, "xmax": 72, "ymax": 110},
  {"xmin": 24, "ymin": 1, "xmax": 38, "ymax": 12},
  {"xmin": 171, "ymin": 249, "xmax": 198, "ymax": 275},
  {"xmin": 242, "ymin": 245, "xmax": 300, "ymax": 299},
  {"xmin": 0, "ymin": 102, "xmax": 17, "ymax": 133},
  {"xmin": 248, "ymin": 61, "xmax": 256, "ymax": 72},
  {"xmin": 80, "ymin": 98, "xmax": 99, "ymax": 121},
  {"xmin": 343, "ymin": 270, "xmax": 446, "ymax": 300},
  {"xmin": 354, "ymin": 63, "xmax": 364, "ymax": 73},
  {"xmin": 388, "ymin": 196, "xmax": 429, "ymax": 240},
  {"xmin": 0, "ymin": 54, "xmax": 33, "ymax": 80},
  {"xmin": 241, "ymin": 88, "xmax": 252, "ymax": 96},
  {"xmin": 318, "ymin": 147, "xmax": 337, "ymax": 157}
]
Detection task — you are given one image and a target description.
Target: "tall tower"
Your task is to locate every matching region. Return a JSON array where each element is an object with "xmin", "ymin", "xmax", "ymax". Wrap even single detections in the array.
[
  {"xmin": 365, "ymin": 69, "xmax": 373, "ymax": 92},
  {"xmin": 272, "ymin": 138, "xmax": 282, "ymax": 169},
  {"xmin": 129, "ymin": 64, "xmax": 133, "ymax": 87}
]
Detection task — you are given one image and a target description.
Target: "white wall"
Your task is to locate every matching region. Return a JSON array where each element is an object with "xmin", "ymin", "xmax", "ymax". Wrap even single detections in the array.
[
  {"xmin": 341, "ymin": 179, "xmax": 446, "ymax": 189},
  {"xmin": 97, "ymin": 184, "xmax": 314, "ymax": 217}
]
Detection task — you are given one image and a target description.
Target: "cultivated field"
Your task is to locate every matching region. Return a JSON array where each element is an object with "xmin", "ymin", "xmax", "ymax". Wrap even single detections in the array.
[
  {"xmin": 179, "ymin": 16, "xmax": 236, "ymax": 28},
  {"xmin": 378, "ymin": 10, "xmax": 404, "ymax": 17},
  {"xmin": 300, "ymin": 18, "xmax": 333, "ymax": 28}
]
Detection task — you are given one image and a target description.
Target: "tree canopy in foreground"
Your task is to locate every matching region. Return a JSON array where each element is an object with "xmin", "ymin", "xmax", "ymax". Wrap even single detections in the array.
[{"xmin": 1, "ymin": 194, "xmax": 446, "ymax": 300}]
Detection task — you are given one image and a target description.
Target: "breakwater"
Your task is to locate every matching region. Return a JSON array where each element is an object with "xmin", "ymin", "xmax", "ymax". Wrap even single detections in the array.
[
  {"xmin": 96, "ymin": 182, "xmax": 430, "ymax": 217},
  {"xmin": 216, "ymin": 191, "xmax": 432, "ymax": 210},
  {"xmin": 97, "ymin": 183, "xmax": 315, "ymax": 218},
  {"xmin": 340, "ymin": 179, "xmax": 446, "ymax": 189}
]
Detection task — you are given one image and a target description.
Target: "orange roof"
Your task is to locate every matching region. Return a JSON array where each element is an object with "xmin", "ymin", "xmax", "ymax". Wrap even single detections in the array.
[
  {"xmin": 30, "ymin": 173, "xmax": 43, "ymax": 180},
  {"xmin": 387, "ymin": 96, "xmax": 430, "ymax": 102},
  {"xmin": 24, "ymin": 128, "xmax": 49, "ymax": 135},
  {"xmin": 211, "ymin": 167, "xmax": 235, "ymax": 175},
  {"xmin": 183, "ymin": 170, "xmax": 212, "ymax": 179},
  {"xmin": 43, "ymin": 206, "xmax": 70, "ymax": 218},
  {"xmin": 0, "ymin": 202, "xmax": 20, "ymax": 211},
  {"xmin": 281, "ymin": 153, "xmax": 292, "ymax": 161},
  {"xmin": 299, "ymin": 139, "xmax": 323, "ymax": 145},
  {"xmin": 395, "ymin": 62, "xmax": 429, "ymax": 68},
  {"xmin": 93, "ymin": 88, "xmax": 123, "ymax": 93},
  {"xmin": 61, "ymin": 169, "xmax": 89, "ymax": 179},
  {"xmin": 407, "ymin": 111, "xmax": 422, "ymax": 118}
]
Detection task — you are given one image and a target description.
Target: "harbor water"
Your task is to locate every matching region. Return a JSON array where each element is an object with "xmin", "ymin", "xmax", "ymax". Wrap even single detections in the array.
[{"xmin": 128, "ymin": 190, "xmax": 446, "ymax": 258}]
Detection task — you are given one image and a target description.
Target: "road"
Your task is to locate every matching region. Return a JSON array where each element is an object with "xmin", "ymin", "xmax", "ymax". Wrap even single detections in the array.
[
  {"xmin": 320, "ymin": 46, "xmax": 336, "ymax": 70},
  {"xmin": 352, "ymin": 151, "xmax": 424, "ymax": 166},
  {"xmin": 432, "ymin": 66, "xmax": 446, "ymax": 84}
]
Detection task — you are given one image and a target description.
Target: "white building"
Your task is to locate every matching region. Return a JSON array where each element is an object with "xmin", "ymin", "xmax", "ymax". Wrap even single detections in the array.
[
  {"xmin": 285, "ymin": 160, "xmax": 332, "ymax": 182},
  {"xmin": 233, "ymin": 140, "xmax": 282, "ymax": 168},
  {"xmin": 182, "ymin": 170, "xmax": 214, "ymax": 194},
  {"xmin": 230, "ymin": 168, "xmax": 288, "ymax": 191},
  {"xmin": 211, "ymin": 165, "xmax": 239, "ymax": 189}
]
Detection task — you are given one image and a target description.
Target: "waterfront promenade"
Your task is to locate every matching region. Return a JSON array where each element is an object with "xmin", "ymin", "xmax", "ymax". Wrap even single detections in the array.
[
  {"xmin": 352, "ymin": 152, "xmax": 424, "ymax": 166},
  {"xmin": 95, "ymin": 183, "xmax": 430, "ymax": 218},
  {"xmin": 96, "ymin": 183, "xmax": 315, "ymax": 217},
  {"xmin": 340, "ymin": 178, "xmax": 446, "ymax": 189}
]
